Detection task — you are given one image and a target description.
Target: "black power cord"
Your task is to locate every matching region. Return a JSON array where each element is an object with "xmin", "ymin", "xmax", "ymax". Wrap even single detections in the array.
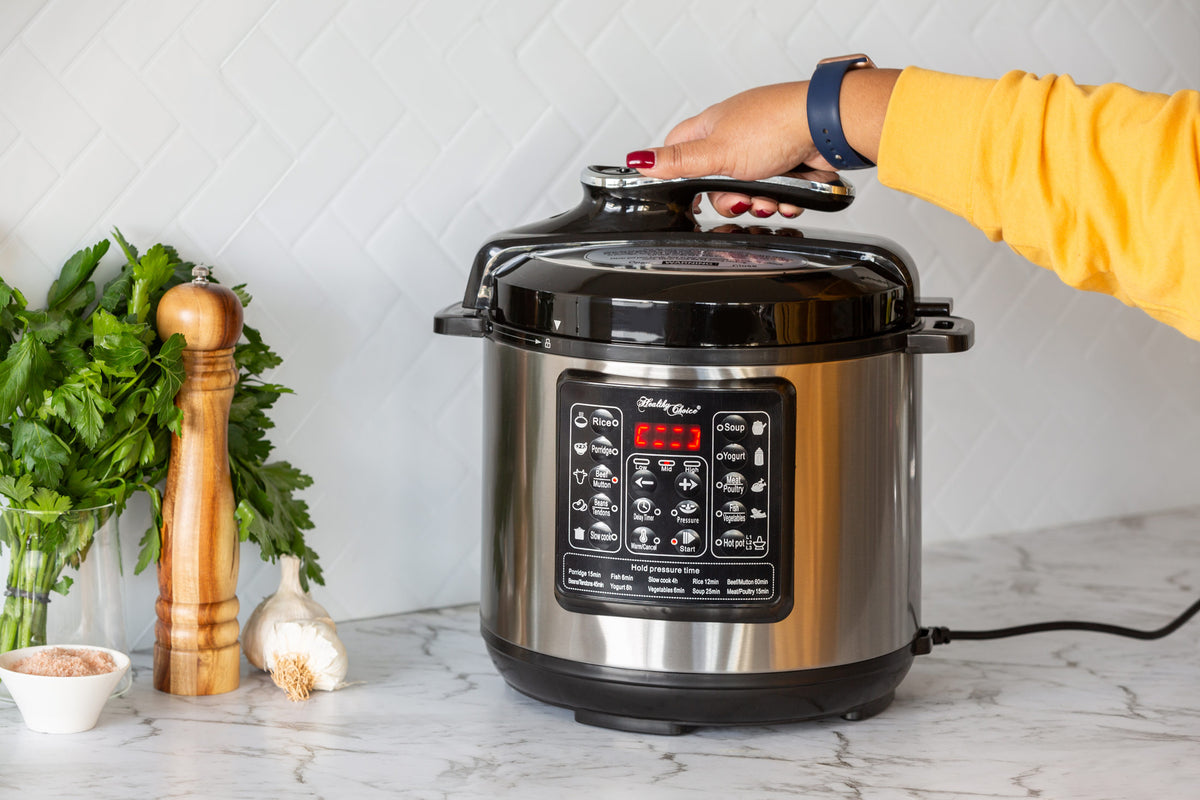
[{"xmin": 912, "ymin": 594, "xmax": 1200, "ymax": 654}]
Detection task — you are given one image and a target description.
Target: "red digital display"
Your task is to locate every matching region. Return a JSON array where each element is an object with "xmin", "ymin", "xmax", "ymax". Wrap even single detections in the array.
[{"xmin": 634, "ymin": 422, "xmax": 702, "ymax": 451}]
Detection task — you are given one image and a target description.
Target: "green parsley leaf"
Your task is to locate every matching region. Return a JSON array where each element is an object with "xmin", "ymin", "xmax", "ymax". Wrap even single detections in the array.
[
  {"xmin": 0, "ymin": 474, "xmax": 34, "ymax": 505},
  {"xmin": 0, "ymin": 335, "xmax": 54, "ymax": 420},
  {"xmin": 11, "ymin": 419, "xmax": 71, "ymax": 486},
  {"xmin": 47, "ymin": 240, "xmax": 109, "ymax": 311}
]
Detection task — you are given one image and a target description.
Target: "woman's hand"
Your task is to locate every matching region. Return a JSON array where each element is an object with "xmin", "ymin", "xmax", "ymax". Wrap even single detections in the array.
[{"xmin": 627, "ymin": 68, "xmax": 900, "ymax": 218}]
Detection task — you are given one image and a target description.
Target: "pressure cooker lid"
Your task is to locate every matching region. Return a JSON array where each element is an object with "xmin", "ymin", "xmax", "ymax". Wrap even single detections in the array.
[{"xmin": 490, "ymin": 240, "xmax": 913, "ymax": 347}]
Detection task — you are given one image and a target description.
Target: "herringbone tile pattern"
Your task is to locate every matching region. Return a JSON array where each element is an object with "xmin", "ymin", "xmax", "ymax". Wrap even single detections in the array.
[{"xmin": 0, "ymin": 0, "xmax": 1196, "ymax": 645}]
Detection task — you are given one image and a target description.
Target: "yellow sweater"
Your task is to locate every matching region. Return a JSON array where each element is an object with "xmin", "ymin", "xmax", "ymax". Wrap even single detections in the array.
[{"xmin": 878, "ymin": 67, "xmax": 1200, "ymax": 341}]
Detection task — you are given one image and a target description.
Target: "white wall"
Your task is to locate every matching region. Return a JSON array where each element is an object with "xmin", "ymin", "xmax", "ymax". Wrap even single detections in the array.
[{"xmin": 0, "ymin": 0, "xmax": 1197, "ymax": 649}]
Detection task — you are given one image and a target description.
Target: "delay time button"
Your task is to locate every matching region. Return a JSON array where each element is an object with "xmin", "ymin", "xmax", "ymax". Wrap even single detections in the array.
[{"xmin": 632, "ymin": 497, "xmax": 658, "ymax": 517}]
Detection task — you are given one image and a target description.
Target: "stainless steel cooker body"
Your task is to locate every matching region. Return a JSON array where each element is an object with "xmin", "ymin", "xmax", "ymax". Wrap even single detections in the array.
[{"xmin": 480, "ymin": 340, "xmax": 922, "ymax": 676}]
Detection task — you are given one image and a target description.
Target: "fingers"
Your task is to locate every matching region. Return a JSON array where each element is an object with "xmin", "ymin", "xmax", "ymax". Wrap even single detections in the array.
[
  {"xmin": 707, "ymin": 192, "xmax": 803, "ymax": 219},
  {"xmin": 626, "ymin": 137, "xmax": 729, "ymax": 180}
]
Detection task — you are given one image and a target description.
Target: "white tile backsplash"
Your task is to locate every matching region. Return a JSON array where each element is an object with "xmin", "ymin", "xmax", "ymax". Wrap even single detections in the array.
[{"xmin": 0, "ymin": 0, "xmax": 1197, "ymax": 649}]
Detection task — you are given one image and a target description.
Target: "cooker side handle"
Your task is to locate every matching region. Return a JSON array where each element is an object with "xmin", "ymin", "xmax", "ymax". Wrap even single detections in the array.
[
  {"xmin": 434, "ymin": 302, "xmax": 487, "ymax": 338},
  {"xmin": 906, "ymin": 298, "xmax": 974, "ymax": 354}
]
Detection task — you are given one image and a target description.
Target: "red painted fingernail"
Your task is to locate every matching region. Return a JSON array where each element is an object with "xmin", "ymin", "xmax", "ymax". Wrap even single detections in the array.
[
  {"xmin": 781, "ymin": 209, "xmax": 799, "ymax": 218},
  {"xmin": 730, "ymin": 201, "xmax": 751, "ymax": 214},
  {"xmin": 752, "ymin": 208, "xmax": 771, "ymax": 218},
  {"xmin": 626, "ymin": 150, "xmax": 655, "ymax": 168}
]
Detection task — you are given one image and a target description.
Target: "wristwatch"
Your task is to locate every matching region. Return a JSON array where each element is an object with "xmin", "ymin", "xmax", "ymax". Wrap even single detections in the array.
[{"xmin": 807, "ymin": 54, "xmax": 876, "ymax": 169}]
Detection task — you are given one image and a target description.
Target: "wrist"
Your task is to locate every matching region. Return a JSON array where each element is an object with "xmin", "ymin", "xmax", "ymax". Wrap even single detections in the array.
[
  {"xmin": 807, "ymin": 56, "xmax": 899, "ymax": 170},
  {"xmin": 807, "ymin": 54, "xmax": 877, "ymax": 169}
]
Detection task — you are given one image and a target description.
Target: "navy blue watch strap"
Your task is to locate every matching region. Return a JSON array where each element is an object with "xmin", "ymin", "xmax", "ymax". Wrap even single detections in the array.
[{"xmin": 807, "ymin": 56, "xmax": 875, "ymax": 169}]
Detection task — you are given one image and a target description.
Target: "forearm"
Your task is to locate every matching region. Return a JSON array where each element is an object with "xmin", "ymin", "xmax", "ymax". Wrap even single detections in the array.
[
  {"xmin": 880, "ymin": 67, "xmax": 1200, "ymax": 339},
  {"xmin": 838, "ymin": 67, "xmax": 901, "ymax": 166}
]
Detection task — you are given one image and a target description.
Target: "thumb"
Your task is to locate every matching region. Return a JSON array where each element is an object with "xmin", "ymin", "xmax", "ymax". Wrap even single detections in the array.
[{"xmin": 626, "ymin": 138, "xmax": 728, "ymax": 179}]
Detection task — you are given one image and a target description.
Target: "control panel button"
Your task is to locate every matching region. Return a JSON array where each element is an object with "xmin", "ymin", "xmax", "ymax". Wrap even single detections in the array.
[
  {"xmin": 715, "ymin": 414, "xmax": 748, "ymax": 441},
  {"xmin": 589, "ymin": 493, "xmax": 616, "ymax": 520},
  {"xmin": 670, "ymin": 529, "xmax": 701, "ymax": 554},
  {"xmin": 716, "ymin": 443, "xmax": 748, "ymax": 468},
  {"xmin": 674, "ymin": 471, "xmax": 701, "ymax": 496},
  {"xmin": 629, "ymin": 526, "xmax": 658, "ymax": 553},
  {"xmin": 589, "ymin": 464, "xmax": 617, "ymax": 490},
  {"xmin": 712, "ymin": 529, "xmax": 746, "ymax": 556},
  {"xmin": 587, "ymin": 522, "xmax": 619, "ymax": 550},
  {"xmin": 715, "ymin": 471, "xmax": 746, "ymax": 497},
  {"xmin": 590, "ymin": 436, "xmax": 619, "ymax": 461},
  {"xmin": 672, "ymin": 500, "xmax": 702, "ymax": 528},
  {"xmin": 590, "ymin": 407, "xmax": 619, "ymax": 434},
  {"xmin": 631, "ymin": 497, "xmax": 658, "ymax": 520},
  {"xmin": 630, "ymin": 470, "xmax": 657, "ymax": 494},
  {"xmin": 718, "ymin": 500, "xmax": 747, "ymax": 525}
]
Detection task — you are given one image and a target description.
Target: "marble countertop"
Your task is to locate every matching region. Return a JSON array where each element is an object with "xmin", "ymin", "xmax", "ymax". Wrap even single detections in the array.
[{"xmin": 3, "ymin": 508, "xmax": 1200, "ymax": 799}]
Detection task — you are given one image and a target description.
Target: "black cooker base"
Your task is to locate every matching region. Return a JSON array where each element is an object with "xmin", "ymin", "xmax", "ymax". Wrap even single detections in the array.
[{"xmin": 483, "ymin": 629, "xmax": 914, "ymax": 735}]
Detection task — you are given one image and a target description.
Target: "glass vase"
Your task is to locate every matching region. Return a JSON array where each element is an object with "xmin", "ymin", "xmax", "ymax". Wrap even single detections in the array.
[{"xmin": 0, "ymin": 503, "xmax": 130, "ymax": 696}]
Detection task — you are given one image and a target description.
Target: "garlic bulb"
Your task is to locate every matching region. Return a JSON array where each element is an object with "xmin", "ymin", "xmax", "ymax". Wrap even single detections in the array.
[
  {"xmin": 263, "ymin": 618, "xmax": 348, "ymax": 701},
  {"xmin": 242, "ymin": 555, "xmax": 333, "ymax": 671}
]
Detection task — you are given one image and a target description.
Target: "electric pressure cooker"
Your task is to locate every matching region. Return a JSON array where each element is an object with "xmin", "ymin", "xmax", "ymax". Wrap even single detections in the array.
[{"xmin": 434, "ymin": 166, "xmax": 973, "ymax": 734}]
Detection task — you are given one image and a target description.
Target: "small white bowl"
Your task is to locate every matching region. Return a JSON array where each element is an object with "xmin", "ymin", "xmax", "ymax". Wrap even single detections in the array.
[{"xmin": 0, "ymin": 645, "xmax": 130, "ymax": 734}]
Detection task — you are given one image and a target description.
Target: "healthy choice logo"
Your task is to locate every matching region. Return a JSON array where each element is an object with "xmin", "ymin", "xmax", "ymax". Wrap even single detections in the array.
[{"xmin": 636, "ymin": 396, "xmax": 701, "ymax": 417}]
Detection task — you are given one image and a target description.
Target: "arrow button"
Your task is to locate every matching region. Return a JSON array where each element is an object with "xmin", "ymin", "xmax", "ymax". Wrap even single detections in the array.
[
  {"xmin": 675, "ymin": 471, "xmax": 702, "ymax": 497},
  {"xmin": 630, "ymin": 469, "xmax": 657, "ymax": 494}
]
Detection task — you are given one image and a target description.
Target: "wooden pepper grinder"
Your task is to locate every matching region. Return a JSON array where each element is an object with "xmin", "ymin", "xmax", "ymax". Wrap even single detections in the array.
[{"xmin": 154, "ymin": 266, "xmax": 244, "ymax": 695}]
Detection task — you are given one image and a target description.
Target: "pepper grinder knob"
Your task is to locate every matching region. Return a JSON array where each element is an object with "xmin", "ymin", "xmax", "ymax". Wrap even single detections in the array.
[{"xmin": 153, "ymin": 271, "xmax": 244, "ymax": 696}]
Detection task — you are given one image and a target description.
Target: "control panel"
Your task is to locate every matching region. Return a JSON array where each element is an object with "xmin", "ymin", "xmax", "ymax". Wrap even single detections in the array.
[{"xmin": 556, "ymin": 372, "xmax": 793, "ymax": 622}]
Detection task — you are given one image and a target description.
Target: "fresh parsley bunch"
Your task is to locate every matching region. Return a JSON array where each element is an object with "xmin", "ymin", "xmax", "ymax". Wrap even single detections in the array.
[{"xmin": 0, "ymin": 230, "xmax": 321, "ymax": 653}]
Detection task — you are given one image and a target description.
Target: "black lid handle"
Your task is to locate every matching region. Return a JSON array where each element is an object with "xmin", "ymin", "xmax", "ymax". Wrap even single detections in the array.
[{"xmin": 580, "ymin": 165, "xmax": 854, "ymax": 214}]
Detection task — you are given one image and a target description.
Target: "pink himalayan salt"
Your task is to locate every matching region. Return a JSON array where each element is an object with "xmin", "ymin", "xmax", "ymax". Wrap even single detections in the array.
[{"xmin": 11, "ymin": 647, "xmax": 117, "ymax": 677}]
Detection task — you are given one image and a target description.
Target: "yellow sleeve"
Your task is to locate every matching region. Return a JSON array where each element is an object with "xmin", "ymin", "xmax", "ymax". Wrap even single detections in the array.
[{"xmin": 878, "ymin": 66, "xmax": 1200, "ymax": 341}]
